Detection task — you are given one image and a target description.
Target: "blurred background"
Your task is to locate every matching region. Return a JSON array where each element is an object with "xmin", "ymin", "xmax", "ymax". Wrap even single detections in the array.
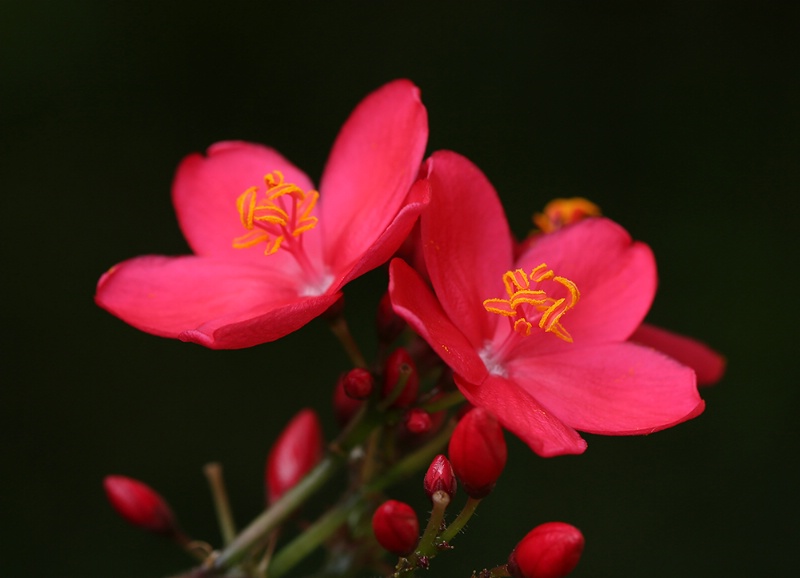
[{"xmin": 2, "ymin": 2, "xmax": 798, "ymax": 577}]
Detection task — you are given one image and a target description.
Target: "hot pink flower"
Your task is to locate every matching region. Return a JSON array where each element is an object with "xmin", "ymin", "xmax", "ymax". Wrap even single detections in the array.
[
  {"xmin": 95, "ymin": 80, "xmax": 428, "ymax": 349},
  {"xmin": 389, "ymin": 151, "xmax": 704, "ymax": 457}
]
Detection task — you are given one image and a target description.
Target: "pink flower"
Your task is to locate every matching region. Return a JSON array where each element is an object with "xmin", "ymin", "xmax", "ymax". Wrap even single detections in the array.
[
  {"xmin": 389, "ymin": 151, "xmax": 704, "ymax": 457},
  {"xmin": 95, "ymin": 80, "xmax": 429, "ymax": 349}
]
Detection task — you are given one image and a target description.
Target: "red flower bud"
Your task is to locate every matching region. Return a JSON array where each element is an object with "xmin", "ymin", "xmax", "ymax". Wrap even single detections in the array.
[
  {"xmin": 266, "ymin": 408, "xmax": 323, "ymax": 504},
  {"xmin": 448, "ymin": 407, "xmax": 507, "ymax": 498},
  {"xmin": 423, "ymin": 454, "xmax": 457, "ymax": 501},
  {"xmin": 383, "ymin": 347, "xmax": 419, "ymax": 407},
  {"xmin": 103, "ymin": 475, "xmax": 178, "ymax": 536},
  {"xmin": 507, "ymin": 522, "xmax": 585, "ymax": 578},
  {"xmin": 372, "ymin": 499, "xmax": 419, "ymax": 556},
  {"xmin": 404, "ymin": 408, "xmax": 432, "ymax": 434},
  {"xmin": 342, "ymin": 368, "xmax": 374, "ymax": 399},
  {"xmin": 333, "ymin": 374, "xmax": 365, "ymax": 427},
  {"xmin": 377, "ymin": 291, "xmax": 406, "ymax": 343}
]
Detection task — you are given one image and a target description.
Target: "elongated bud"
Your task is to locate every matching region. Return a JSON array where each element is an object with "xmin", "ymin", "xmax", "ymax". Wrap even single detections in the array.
[
  {"xmin": 423, "ymin": 454, "xmax": 457, "ymax": 501},
  {"xmin": 103, "ymin": 475, "xmax": 179, "ymax": 536},
  {"xmin": 383, "ymin": 347, "xmax": 419, "ymax": 407},
  {"xmin": 507, "ymin": 522, "xmax": 585, "ymax": 578},
  {"xmin": 372, "ymin": 499, "xmax": 420, "ymax": 556},
  {"xmin": 377, "ymin": 291, "xmax": 406, "ymax": 343},
  {"xmin": 342, "ymin": 368, "xmax": 374, "ymax": 399},
  {"xmin": 266, "ymin": 408, "xmax": 323, "ymax": 504},
  {"xmin": 448, "ymin": 407, "xmax": 507, "ymax": 498}
]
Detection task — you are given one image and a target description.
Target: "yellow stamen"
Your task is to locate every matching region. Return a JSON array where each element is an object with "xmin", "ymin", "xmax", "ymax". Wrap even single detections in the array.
[
  {"xmin": 533, "ymin": 197, "xmax": 601, "ymax": 233},
  {"xmin": 233, "ymin": 170, "xmax": 319, "ymax": 255},
  {"xmin": 483, "ymin": 263, "xmax": 580, "ymax": 342}
]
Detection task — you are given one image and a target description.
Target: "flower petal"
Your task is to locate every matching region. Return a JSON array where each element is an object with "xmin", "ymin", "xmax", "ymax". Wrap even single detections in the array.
[
  {"xmin": 319, "ymin": 80, "xmax": 428, "ymax": 271},
  {"xmin": 389, "ymin": 259, "xmax": 487, "ymax": 385},
  {"xmin": 507, "ymin": 342, "xmax": 704, "ymax": 435},
  {"xmin": 630, "ymin": 323, "xmax": 726, "ymax": 386},
  {"xmin": 421, "ymin": 151, "xmax": 515, "ymax": 348},
  {"xmin": 516, "ymin": 218, "xmax": 656, "ymax": 348},
  {"xmin": 95, "ymin": 255, "xmax": 338, "ymax": 348},
  {"xmin": 173, "ymin": 141, "xmax": 317, "ymax": 259},
  {"xmin": 335, "ymin": 178, "xmax": 430, "ymax": 289},
  {"xmin": 454, "ymin": 374, "xmax": 587, "ymax": 457}
]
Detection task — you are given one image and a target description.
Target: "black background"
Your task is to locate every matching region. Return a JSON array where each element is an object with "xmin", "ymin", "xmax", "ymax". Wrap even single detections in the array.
[{"xmin": 2, "ymin": 2, "xmax": 798, "ymax": 577}]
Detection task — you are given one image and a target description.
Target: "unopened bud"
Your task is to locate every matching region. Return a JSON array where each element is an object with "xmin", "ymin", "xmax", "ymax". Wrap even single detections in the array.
[
  {"xmin": 404, "ymin": 408, "xmax": 432, "ymax": 434},
  {"xmin": 383, "ymin": 348, "xmax": 419, "ymax": 408},
  {"xmin": 448, "ymin": 407, "xmax": 507, "ymax": 498},
  {"xmin": 342, "ymin": 368, "xmax": 374, "ymax": 399},
  {"xmin": 333, "ymin": 374, "xmax": 365, "ymax": 427},
  {"xmin": 371, "ymin": 499, "xmax": 419, "ymax": 556},
  {"xmin": 423, "ymin": 454, "xmax": 457, "ymax": 501},
  {"xmin": 507, "ymin": 522, "xmax": 585, "ymax": 578},
  {"xmin": 266, "ymin": 408, "xmax": 324, "ymax": 503},
  {"xmin": 103, "ymin": 475, "xmax": 179, "ymax": 536},
  {"xmin": 377, "ymin": 291, "xmax": 406, "ymax": 343}
]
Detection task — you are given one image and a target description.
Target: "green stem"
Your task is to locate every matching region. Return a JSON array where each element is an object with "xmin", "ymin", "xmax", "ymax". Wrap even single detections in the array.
[
  {"xmin": 328, "ymin": 315, "xmax": 368, "ymax": 369},
  {"xmin": 213, "ymin": 454, "xmax": 344, "ymax": 569},
  {"xmin": 203, "ymin": 462, "xmax": 237, "ymax": 546},
  {"xmin": 266, "ymin": 494, "xmax": 361, "ymax": 578},
  {"xmin": 419, "ymin": 390, "xmax": 464, "ymax": 414},
  {"xmin": 368, "ymin": 418, "xmax": 455, "ymax": 493},
  {"xmin": 440, "ymin": 496, "xmax": 481, "ymax": 545},
  {"xmin": 402, "ymin": 491, "xmax": 450, "ymax": 572},
  {"xmin": 262, "ymin": 420, "xmax": 456, "ymax": 578}
]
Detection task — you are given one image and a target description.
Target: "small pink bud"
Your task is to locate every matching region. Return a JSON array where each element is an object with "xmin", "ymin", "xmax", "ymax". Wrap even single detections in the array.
[
  {"xmin": 266, "ymin": 408, "xmax": 324, "ymax": 504},
  {"xmin": 342, "ymin": 368, "xmax": 374, "ymax": 399},
  {"xmin": 333, "ymin": 374, "xmax": 365, "ymax": 427},
  {"xmin": 448, "ymin": 407, "xmax": 507, "ymax": 498},
  {"xmin": 404, "ymin": 408, "xmax": 432, "ymax": 434},
  {"xmin": 423, "ymin": 454, "xmax": 457, "ymax": 501},
  {"xmin": 103, "ymin": 475, "xmax": 178, "ymax": 536},
  {"xmin": 372, "ymin": 499, "xmax": 419, "ymax": 556},
  {"xmin": 377, "ymin": 291, "xmax": 406, "ymax": 343},
  {"xmin": 383, "ymin": 348, "xmax": 419, "ymax": 408},
  {"xmin": 507, "ymin": 522, "xmax": 585, "ymax": 578}
]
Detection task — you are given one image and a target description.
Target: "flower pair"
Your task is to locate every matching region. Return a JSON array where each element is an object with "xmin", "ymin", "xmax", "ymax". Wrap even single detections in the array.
[{"xmin": 96, "ymin": 80, "xmax": 723, "ymax": 457}]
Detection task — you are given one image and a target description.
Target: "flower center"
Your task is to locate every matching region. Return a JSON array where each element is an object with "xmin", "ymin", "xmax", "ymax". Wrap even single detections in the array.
[
  {"xmin": 233, "ymin": 170, "xmax": 319, "ymax": 255},
  {"xmin": 482, "ymin": 263, "xmax": 580, "ymax": 343}
]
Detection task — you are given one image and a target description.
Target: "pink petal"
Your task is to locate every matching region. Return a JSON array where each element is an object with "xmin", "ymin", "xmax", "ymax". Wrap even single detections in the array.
[
  {"xmin": 454, "ymin": 374, "xmax": 587, "ymax": 457},
  {"xmin": 335, "ymin": 178, "xmax": 430, "ymax": 289},
  {"xmin": 173, "ymin": 141, "xmax": 317, "ymax": 260},
  {"xmin": 95, "ymin": 255, "xmax": 338, "ymax": 349},
  {"xmin": 515, "ymin": 218, "xmax": 657, "ymax": 349},
  {"xmin": 630, "ymin": 323, "xmax": 726, "ymax": 385},
  {"xmin": 319, "ymin": 80, "xmax": 428, "ymax": 272},
  {"xmin": 507, "ymin": 342, "xmax": 704, "ymax": 435},
  {"xmin": 389, "ymin": 259, "xmax": 488, "ymax": 385},
  {"xmin": 421, "ymin": 151, "xmax": 514, "ymax": 348}
]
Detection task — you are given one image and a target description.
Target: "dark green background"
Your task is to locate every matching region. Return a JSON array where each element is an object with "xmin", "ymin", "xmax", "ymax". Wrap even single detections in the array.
[{"xmin": 2, "ymin": 2, "xmax": 797, "ymax": 577}]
